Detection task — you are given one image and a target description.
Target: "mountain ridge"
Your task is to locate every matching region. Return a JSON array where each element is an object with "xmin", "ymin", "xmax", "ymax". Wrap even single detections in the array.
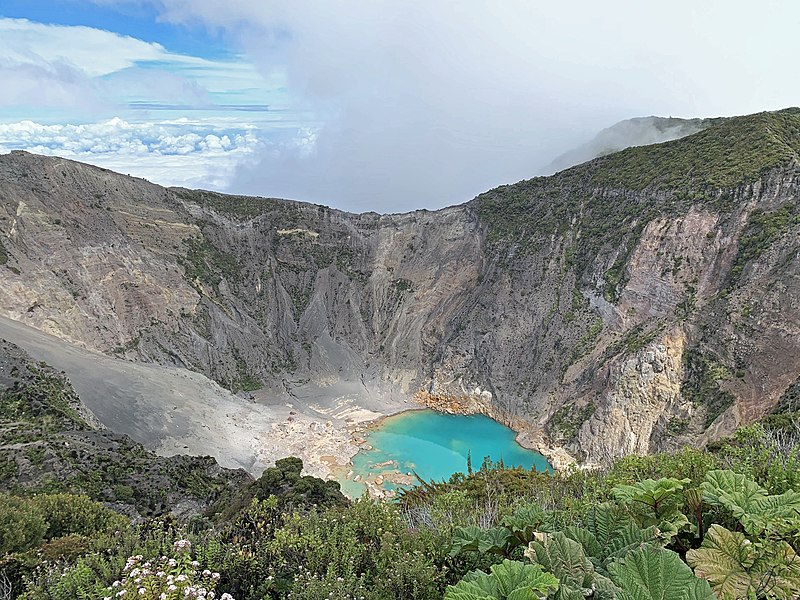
[{"xmin": 0, "ymin": 108, "xmax": 798, "ymax": 475}]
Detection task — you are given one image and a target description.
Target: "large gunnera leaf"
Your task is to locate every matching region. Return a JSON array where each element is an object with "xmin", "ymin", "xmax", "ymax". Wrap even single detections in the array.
[
  {"xmin": 502, "ymin": 503, "xmax": 556, "ymax": 546},
  {"xmin": 525, "ymin": 532, "xmax": 617, "ymax": 600},
  {"xmin": 451, "ymin": 525, "xmax": 513, "ymax": 556},
  {"xmin": 612, "ymin": 478, "xmax": 691, "ymax": 538},
  {"xmin": 572, "ymin": 504, "xmax": 663, "ymax": 574},
  {"xmin": 608, "ymin": 545, "xmax": 715, "ymax": 600},
  {"xmin": 686, "ymin": 524, "xmax": 800, "ymax": 600},
  {"xmin": 444, "ymin": 560, "xmax": 560, "ymax": 600},
  {"xmin": 701, "ymin": 470, "xmax": 800, "ymax": 535}
]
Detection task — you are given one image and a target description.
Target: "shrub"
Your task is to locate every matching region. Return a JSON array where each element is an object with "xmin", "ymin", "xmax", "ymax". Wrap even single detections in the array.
[
  {"xmin": 106, "ymin": 539, "xmax": 232, "ymax": 600},
  {"xmin": 0, "ymin": 494, "xmax": 47, "ymax": 555}
]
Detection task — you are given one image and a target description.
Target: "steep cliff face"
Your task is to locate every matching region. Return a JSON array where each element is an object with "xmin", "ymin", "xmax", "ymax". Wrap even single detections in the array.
[{"xmin": 1, "ymin": 108, "xmax": 798, "ymax": 464}]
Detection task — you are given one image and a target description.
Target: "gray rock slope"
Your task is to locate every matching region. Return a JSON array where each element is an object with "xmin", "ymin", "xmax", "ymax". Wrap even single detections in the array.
[{"xmin": 1, "ymin": 108, "xmax": 799, "ymax": 463}]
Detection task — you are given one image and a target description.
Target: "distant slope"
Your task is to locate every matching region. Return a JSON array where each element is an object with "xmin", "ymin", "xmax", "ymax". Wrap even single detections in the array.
[
  {"xmin": 1, "ymin": 108, "xmax": 799, "ymax": 466},
  {"xmin": 0, "ymin": 335, "xmax": 251, "ymax": 517},
  {"xmin": 543, "ymin": 115, "xmax": 714, "ymax": 174},
  {"xmin": 0, "ymin": 315, "xmax": 280, "ymax": 473}
]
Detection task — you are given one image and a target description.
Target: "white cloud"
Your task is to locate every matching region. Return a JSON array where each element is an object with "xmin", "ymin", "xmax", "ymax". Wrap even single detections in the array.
[
  {"xmin": 0, "ymin": 17, "xmax": 281, "ymax": 118},
  {"xmin": 87, "ymin": 1, "xmax": 800, "ymax": 213},
  {"xmin": 0, "ymin": 118, "xmax": 263, "ymax": 189},
  {"xmin": 5, "ymin": 3, "xmax": 800, "ymax": 212},
  {"xmin": 0, "ymin": 17, "xmax": 168, "ymax": 77}
]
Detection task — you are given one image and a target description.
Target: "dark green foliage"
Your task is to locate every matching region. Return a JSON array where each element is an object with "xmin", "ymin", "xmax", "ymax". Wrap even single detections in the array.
[
  {"xmin": 0, "ymin": 342, "xmax": 252, "ymax": 518},
  {"xmin": 728, "ymin": 205, "xmax": 800, "ymax": 284},
  {"xmin": 393, "ymin": 278, "xmax": 414, "ymax": 292},
  {"xmin": 2, "ymin": 425, "xmax": 799, "ymax": 599},
  {"xmin": 0, "ymin": 364, "xmax": 88, "ymax": 432},
  {"xmin": 179, "ymin": 235, "xmax": 241, "ymax": 291},
  {"xmin": 175, "ymin": 188, "xmax": 298, "ymax": 220},
  {"xmin": 588, "ymin": 108, "xmax": 800, "ymax": 191},
  {"xmin": 681, "ymin": 349, "xmax": 735, "ymax": 427},
  {"xmin": 251, "ymin": 457, "xmax": 346, "ymax": 509},
  {"xmin": 215, "ymin": 457, "xmax": 346, "ymax": 523},
  {"xmin": 0, "ymin": 494, "xmax": 48, "ymax": 555},
  {"xmin": 231, "ymin": 356, "xmax": 262, "ymax": 393},
  {"xmin": 29, "ymin": 493, "xmax": 127, "ymax": 540},
  {"xmin": 547, "ymin": 402, "xmax": 596, "ymax": 443}
]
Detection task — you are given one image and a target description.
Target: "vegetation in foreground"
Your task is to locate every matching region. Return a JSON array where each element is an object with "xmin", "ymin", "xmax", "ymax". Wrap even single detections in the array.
[{"xmin": 1, "ymin": 417, "xmax": 799, "ymax": 600}]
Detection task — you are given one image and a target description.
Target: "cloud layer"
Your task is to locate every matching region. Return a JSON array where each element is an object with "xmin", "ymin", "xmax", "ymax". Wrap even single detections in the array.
[
  {"xmin": 0, "ymin": 16, "xmax": 302, "ymax": 192},
  {"xmin": 0, "ymin": 118, "xmax": 260, "ymax": 189},
  {"xmin": 105, "ymin": 0, "xmax": 800, "ymax": 212},
  {"xmin": 4, "ymin": 3, "xmax": 800, "ymax": 212}
]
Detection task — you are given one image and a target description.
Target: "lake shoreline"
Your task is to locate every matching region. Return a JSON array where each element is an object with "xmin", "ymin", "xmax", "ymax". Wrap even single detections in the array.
[{"xmin": 336, "ymin": 405, "xmax": 558, "ymax": 499}]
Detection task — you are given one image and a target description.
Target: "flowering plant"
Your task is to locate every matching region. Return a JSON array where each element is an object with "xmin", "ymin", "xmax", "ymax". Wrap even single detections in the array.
[{"xmin": 104, "ymin": 540, "xmax": 233, "ymax": 600}]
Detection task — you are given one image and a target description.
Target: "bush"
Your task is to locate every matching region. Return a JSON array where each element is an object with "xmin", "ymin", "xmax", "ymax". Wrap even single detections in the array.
[
  {"xmin": 31, "ymin": 493, "xmax": 128, "ymax": 539},
  {"xmin": 0, "ymin": 494, "xmax": 47, "ymax": 555},
  {"xmin": 105, "ymin": 539, "xmax": 232, "ymax": 600}
]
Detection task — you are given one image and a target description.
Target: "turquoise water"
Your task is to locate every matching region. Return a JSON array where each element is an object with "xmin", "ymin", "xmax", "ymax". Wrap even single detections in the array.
[{"xmin": 339, "ymin": 410, "xmax": 551, "ymax": 498}]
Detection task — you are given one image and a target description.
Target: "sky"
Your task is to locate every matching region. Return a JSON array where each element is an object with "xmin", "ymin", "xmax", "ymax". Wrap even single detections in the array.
[{"xmin": 1, "ymin": 1, "xmax": 799, "ymax": 213}]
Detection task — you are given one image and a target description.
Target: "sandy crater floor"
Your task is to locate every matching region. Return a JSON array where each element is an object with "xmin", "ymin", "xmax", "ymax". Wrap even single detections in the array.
[{"xmin": 0, "ymin": 315, "xmax": 409, "ymax": 484}]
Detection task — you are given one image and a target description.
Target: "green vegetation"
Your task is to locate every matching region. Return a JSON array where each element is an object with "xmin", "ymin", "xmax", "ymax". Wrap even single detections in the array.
[
  {"xmin": 175, "ymin": 188, "xmax": 301, "ymax": 221},
  {"xmin": 681, "ymin": 349, "xmax": 736, "ymax": 428},
  {"xmin": 476, "ymin": 109, "xmax": 800, "ymax": 299},
  {"xmin": 603, "ymin": 254, "xmax": 629, "ymax": 302},
  {"xmin": 588, "ymin": 109, "xmax": 800, "ymax": 191},
  {"xmin": 728, "ymin": 205, "xmax": 800, "ymax": 285},
  {"xmin": 392, "ymin": 277, "xmax": 414, "ymax": 293},
  {"xmin": 567, "ymin": 318, "xmax": 603, "ymax": 364},
  {"xmin": 0, "ymin": 236, "xmax": 8, "ymax": 265},
  {"xmin": 608, "ymin": 321, "xmax": 662, "ymax": 356},
  {"xmin": 230, "ymin": 356, "xmax": 262, "ymax": 393},
  {"xmin": 179, "ymin": 236, "xmax": 241, "ymax": 292},
  {"xmin": 547, "ymin": 402, "xmax": 596, "ymax": 443},
  {"xmin": 1, "ymin": 422, "xmax": 799, "ymax": 599},
  {"xmin": 0, "ymin": 364, "xmax": 87, "ymax": 433},
  {"xmin": 0, "ymin": 342, "xmax": 251, "ymax": 518}
]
